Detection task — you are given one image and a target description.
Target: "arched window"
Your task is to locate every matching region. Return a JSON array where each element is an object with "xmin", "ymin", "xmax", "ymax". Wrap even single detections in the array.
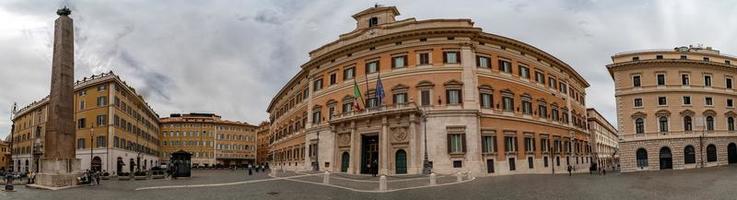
[
  {"xmin": 635, "ymin": 118, "xmax": 645, "ymax": 134},
  {"xmin": 659, "ymin": 117, "xmax": 668, "ymax": 132},
  {"xmin": 684, "ymin": 145, "xmax": 696, "ymax": 164},
  {"xmin": 636, "ymin": 148, "xmax": 648, "ymax": 168},
  {"xmin": 706, "ymin": 116, "xmax": 715, "ymax": 131},
  {"xmin": 707, "ymin": 144, "xmax": 717, "ymax": 162},
  {"xmin": 683, "ymin": 116, "xmax": 693, "ymax": 131},
  {"xmin": 729, "ymin": 117, "xmax": 735, "ymax": 131}
]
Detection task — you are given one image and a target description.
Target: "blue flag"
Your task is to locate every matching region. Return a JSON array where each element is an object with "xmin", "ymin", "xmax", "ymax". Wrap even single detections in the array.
[{"xmin": 376, "ymin": 73, "xmax": 385, "ymax": 106}]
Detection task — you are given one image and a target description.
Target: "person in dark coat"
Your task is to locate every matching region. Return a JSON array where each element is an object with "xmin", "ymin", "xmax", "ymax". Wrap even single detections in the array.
[
  {"xmin": 567, "ymin": 165, "xmax": 573, "ymax": 176},
  {"xmin": 248, "ymin": 164, "xmax": 253, "ymax": 175}
]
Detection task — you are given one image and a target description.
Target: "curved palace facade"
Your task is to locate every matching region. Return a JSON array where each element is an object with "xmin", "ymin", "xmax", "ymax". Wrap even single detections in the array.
[
  {"xmin": 267, "ymin": 6, "xmax": 592, "ymax": 176},
  {"xmin": 609, "ymin": 46, "xmax": 737, "ymax": 172}
]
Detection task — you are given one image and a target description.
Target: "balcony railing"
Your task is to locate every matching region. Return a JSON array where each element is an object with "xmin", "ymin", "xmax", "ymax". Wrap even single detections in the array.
[{"xmin": 329, "ymin": 102, "xmax": 421, "ymax": 124}]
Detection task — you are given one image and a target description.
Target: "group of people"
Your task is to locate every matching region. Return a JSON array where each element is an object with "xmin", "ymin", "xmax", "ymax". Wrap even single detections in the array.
[
  {"xmin": 246, "ymin": 164, "xmax": 268, "ymax": 175},
  {"xmin": 80, "ymin": 169, "xmax": 102, "ymax": 185}
]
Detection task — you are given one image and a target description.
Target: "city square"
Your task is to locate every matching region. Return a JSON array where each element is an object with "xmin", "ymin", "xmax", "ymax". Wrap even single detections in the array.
[
  {"xmin": 4, "ymin": 166, "xmax": 737, "ymax": 199},
  {"xmin": 2, "ymin": 1, "xmax": 737, "ymax": 199}
]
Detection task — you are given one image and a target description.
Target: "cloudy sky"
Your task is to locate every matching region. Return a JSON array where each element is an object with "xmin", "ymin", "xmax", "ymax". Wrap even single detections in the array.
[{"xmin": 1, "ymin": 0, "xmax": 736, "ymax": 139}]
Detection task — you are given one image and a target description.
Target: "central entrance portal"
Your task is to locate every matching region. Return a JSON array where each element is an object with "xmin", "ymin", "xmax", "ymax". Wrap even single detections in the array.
[{"xmin": 361, "ymin": 134, "xmax": 379, "ymax": 174}]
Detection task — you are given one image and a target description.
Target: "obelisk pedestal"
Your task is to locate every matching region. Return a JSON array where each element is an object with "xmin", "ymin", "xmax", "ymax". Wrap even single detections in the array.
[{"xmin": 31, "ymin": 7, "xmax": 82, "ymax": 189}]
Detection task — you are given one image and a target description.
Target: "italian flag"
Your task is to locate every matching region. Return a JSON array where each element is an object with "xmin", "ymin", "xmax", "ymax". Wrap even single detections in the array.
[{"xmin": 353, "ymin": 79, "xmax": 365, "ymax": 112}]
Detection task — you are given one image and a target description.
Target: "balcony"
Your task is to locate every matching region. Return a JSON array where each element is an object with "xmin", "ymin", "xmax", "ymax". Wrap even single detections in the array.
[{"xmin": 329, "ymin": 103, "xmax": 422, "ymax": 124}]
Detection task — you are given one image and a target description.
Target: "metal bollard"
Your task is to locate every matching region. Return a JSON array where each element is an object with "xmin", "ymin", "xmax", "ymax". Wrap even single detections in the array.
[
  {"xmin": 456, "ymin": 172, "xmax": 463, "ymax": 182},
  {"xmin": 429, "ymin": 173, "xmax": 437, "ymax": 186},
  {"xmin": 379, "ymin": 175, "xmax": 387, "ymax": 191},
  {"xmin": 323, "ymin": 171, "xmax": 330, "ymax": 184}
]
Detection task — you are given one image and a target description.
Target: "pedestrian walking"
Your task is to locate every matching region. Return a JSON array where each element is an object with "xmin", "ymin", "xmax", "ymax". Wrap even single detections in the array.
[
  {"xmin": 602, "ymin": 168, "xmax": 607, "ymax": 175},
  {"xmin": 567, "ymin": 165, "xmax": 572, "ymax": 176},
  {"xmin": 248, "ymin": 164, "xmax": 253, "ymax": 175}
]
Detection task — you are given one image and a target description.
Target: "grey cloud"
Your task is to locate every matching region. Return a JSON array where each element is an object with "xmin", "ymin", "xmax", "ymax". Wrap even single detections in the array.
[{"xmin": 2, "ymin": 0, "xmax": 737, "ymax": 139}]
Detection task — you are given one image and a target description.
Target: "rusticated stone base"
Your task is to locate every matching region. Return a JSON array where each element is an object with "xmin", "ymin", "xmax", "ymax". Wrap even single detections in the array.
[{"xmin": 34, "ymin": 159, "xmax": 81, "ymax": 188}]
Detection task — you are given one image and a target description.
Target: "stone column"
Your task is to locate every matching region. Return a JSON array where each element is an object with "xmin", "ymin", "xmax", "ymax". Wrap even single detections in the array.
[
  {"xmin": 460, "ymin": 44, "xmax": 478, "ymax": 109},
  {"xmin": 408, "ymin": 114, "xmax": 419, "ymax": 174},
  {"xmin": 381, "ymin": 116, "xmax": 389, "ymax": 175},
  {"xmin": 349, "ymin": 121, "xmax": 358, "ymax": 174}
]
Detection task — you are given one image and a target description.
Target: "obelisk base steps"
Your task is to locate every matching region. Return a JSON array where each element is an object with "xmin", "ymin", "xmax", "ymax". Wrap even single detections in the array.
[{"xmin": 34, "ymin": 158, "xmax": 81, "ymax": 189}]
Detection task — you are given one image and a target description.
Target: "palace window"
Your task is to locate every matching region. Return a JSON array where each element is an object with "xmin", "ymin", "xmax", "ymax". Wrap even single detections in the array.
[
  {"xmin": 658, "ymin": 97, "xmax": 667, "ymax": 106},
  {"xmin": 342, "ymin": 67, "xmax": 355, "ymax": 81},
  {"xmin": 705, "ymin": 97, "xmax": 713, "ymax": 106},
  {"xmin": 96, "ymin": 114, "xmax": 107, "ymax": 126},
  {"xmin": 704, "ymin": 75, "xmax": 712, "ymax": 87},
  {"xmin": 392, "ymin": 55, "xmax": 407, "ymax": 69},
  {"xmin": 329, "ymin": 73, "xmax": 337, "ymax": 85},
  {"xmin": 634, "ymin": 98, "xmax": 643, "ymax": 107},
  {"xmin": 504, "ymin": 135, "xmax": 517, "ymax": 153},
  {"xmin": 446, "ymin": 89, "xmax": 462, "ymax": 105},
  {"xmin": 421, "ymin": 90, "xmax": 431, "ymax": 106},
  {"xmin": 521, "ymin": 95, "xmax": 532, "ymax": 115},
  {"xmin": 729, "ymin": 117, "xmax": 735, "ymax": 131},
  {"xmin": 78, "ymin": 118, "xmax": 86, "ymax": 129},
  {"xmin": 535, "ymin": 71, "xmax": 545, "ymax": 84},
  {"xmin": 97, "ymin": 96, "xmax": 108, "ymax": 107},
  {"xmin": 499, "ymin": 60, "xmax": 512, "ymax": 73},
  {"xmin": 657, "ymin": 74, "xmax": 666, "ymax": 86},
  {"xmin": 727, "ymin": 77, "xmax": 733, "ymax": 89},
  {"xmin": 368, "ymin": 17, "xmax": 378, "ymax": 27},
  {"xmin": 635, "ymin": 118, "xmax": 645, "ymax": 134},
  {"xmin": 659, "ymin": 117, "xmax": 668, "ymax": 132},
  {"xmin": 77, "ymin": 138, "xmax": 86, "ymax": 149},
  {"xmin": 482, "ymin": 135, "xmax": 496, "ymax": 153},
  {"xmin": 632, "ymin": 75, "xmax": 641, "ymax": 87},
  {"xmin": 365, "ymin": 61, "xmax": 379, "ymax": 74},
  {"xmin": 419, "ymin": 53, "xmax": 430, "ymax": 65},
  {"xmin": 683, "ymin": 96, "xmax": 691, "ymax": 105},
  {"xmin": 684, "ymin": 116, "xmax": 693, "ymax": 131},
  {"xmin": 524, "ymin": 137, "xmax": 535, "ymax": 152},
  {"xmin": 477, "ymin": 56, "xmax": 490, "ymax": 68},
  {"xmin": 681, "ymin": 74, "xmax": 690, "ymax": 85},
  {"xmin": 706, "ymin": 116, "xmax": 715, "ymax": 131},
  {"xmin": 444, "ymin": 51, "xmax": 460, "ymax": 64},
  {"xmin": 313, "ymin": 79, "xmax": 323, "ymax": 92},
  {"xmin": 447, "ymin": 130, "xmax": 466, "ymax": 154},
  {"xmin": 519, "ymin": 65, "xmax": 530, "ymax": 79}
]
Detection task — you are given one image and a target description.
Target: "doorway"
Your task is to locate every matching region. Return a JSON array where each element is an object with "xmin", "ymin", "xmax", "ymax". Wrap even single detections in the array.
[
  {"xmin": 659, "ymin": 147, "xmax": 672, "ymax": 170},
  {"xmin": 728, "ymin": 143, "xmax": 737, "ymax": 164},
  {"xmin": 395, "ymin": 149, "xmax": 407, "ymax": 174},
  {"xmin": 360, "ymin": 135, "xmax": 379, "ymax": 174},
  {"xmin": 341, "ymin": 152, "xmax": 350, "ymax": 172}
]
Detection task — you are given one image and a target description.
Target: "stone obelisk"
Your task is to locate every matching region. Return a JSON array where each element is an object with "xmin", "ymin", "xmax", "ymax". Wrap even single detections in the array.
[{"xmin": 34, "ymin": 7, "xmax": 81, "ymax": 189}]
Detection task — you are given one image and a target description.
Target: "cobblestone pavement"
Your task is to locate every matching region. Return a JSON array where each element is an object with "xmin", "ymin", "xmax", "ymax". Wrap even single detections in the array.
[{"xmin": 4, "ymin": 166, "xmax": 737, "ymax": 199}]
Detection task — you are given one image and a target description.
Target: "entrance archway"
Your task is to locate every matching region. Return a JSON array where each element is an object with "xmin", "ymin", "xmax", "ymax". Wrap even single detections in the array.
[
  {"xmin": 341, "ymin": 152, "xmax": 350, "ymax": 172},
  {"xmin": 91, "ymin": 156, "xmax": 102, "ymax": 172},
  {"xmin": 395, "ymin": 149, "xmax": 407, "ymax": 174},
  {"xmin": 728, "ymin": 143, "xmax": 737, "ymax": 164},
  {"xmin": 360, "ymin": 135, "xmax": 379, "ymax": 174},
  {"xmin": 659, "ymin": 147, "xmax": 672, "ymax": 170}
]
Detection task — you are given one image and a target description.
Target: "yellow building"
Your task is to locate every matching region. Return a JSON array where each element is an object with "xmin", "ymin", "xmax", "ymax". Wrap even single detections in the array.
[
  {"xmin": 267, "ymin": 6, "xmax": 591, "ymax": 176},
  {"xmin": 160, "ymin": 113, "xmax": 257, "ymax": 168},
  {"xmin": 11, "ymin": 72, "xmax": 162, "ymax": 174}
]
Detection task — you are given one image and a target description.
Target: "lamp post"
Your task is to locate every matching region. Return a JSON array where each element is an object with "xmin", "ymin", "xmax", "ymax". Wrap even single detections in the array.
[
  {"xmin": 421, "ymin": 106, "xmax": 432, "ymax": 175},
  {"xmin": 315, "ymin": 131, "xmax": 320, "ymax": 171}
]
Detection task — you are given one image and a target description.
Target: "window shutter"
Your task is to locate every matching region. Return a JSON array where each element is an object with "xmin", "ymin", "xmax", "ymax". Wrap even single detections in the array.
[
  {"xmin": 462, "ymin": 134, "xmax": 467, "ymax": 153},
  {"xmin": 476, "ymin": 56, "xmax": 480, "ymax": 67},
  {"xmin": 391, "ymin": 57, "xmax": 396, "ymax": 68},
  {"xmin": 443, "ymin": 52, "xmax": 448, "ymax": 63},
  {"xmin": 404, "ymin": 55, "xmax": 408, "ymax": 66},
  {"xmin": 458, "ymin": 90, "xmax": 463, "ymax": 104},
  {"xmin": 456, "ymin": 52, "xmax": 461, "ymax": 64},
  {"xmin": 446, "ymin": 90, "xmax": 450, "ymax": 104},
  {"xmin": 447, "ymin": 134, "xmax": 452, "ymax": 153}
]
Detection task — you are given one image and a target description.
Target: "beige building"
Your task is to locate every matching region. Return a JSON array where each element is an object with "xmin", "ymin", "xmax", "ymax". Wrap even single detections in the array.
[
  {"xmin": 609, "ymin": 45, "xmax": 737, "ymax": 172},
  {"xmin": 586, "ymin": 108, "xmax": 618, "ymax": 169},
  {"xmin": 160, "ymin": 113, "xmax": 257, "ymax": 168},
  {"xmin": 267, "ymin": 6, "xmax": 592, "ymax": 176},
  {"xmin": 11, "ymin": 72, "xmax": 162, "ymax": 174},
  {"xmin": 256, "ymin": 122, "xmax": 271, "ymax": 165}
]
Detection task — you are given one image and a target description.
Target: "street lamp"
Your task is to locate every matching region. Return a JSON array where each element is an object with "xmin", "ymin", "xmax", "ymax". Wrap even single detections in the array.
[
  {"xmin": 315, "ymin": 131, "xmax": 320, "ymax": 171},
  {"xmin": 421, "ymin": 106, "xmax": 432, "ymax": 175}
]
